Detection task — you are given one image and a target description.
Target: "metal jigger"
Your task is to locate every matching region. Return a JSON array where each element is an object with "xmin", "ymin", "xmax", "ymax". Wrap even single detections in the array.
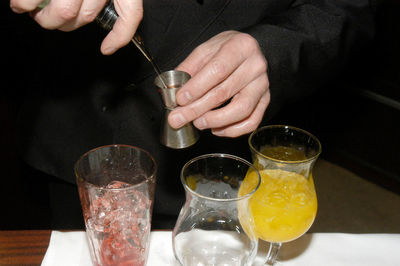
[{"xmin": 155, "ymin": 70, "xmax": 200, "ymax": 149}]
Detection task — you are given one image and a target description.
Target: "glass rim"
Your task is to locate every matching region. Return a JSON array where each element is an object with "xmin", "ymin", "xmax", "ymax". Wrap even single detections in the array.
[
  {"xmin": 248, "ymin": 125, "xmax": 322, "ymax": 164},
  {"xmin": 180, "ymin": 153, "xmax": 261, "ymax": 202},
  {"xmin": 74, "ymin": 144, "xmax": 157, "ymax": 191}
]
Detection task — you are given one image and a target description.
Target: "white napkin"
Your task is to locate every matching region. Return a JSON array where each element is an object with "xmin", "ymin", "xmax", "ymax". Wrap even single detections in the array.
[
  {"xmin": 253, "ymin": 233, "xmax": 400, "ymax": 266},
  {"xmin": 42, "ymin": 231, "xmax": 400, "ymax": 266},
  {"xmin": 41, "ymin": 231, "xmax": 179, "ymax": 266},
  {"xmin": 41, "ymin": 231, "xmax": 92, "ymax": 266}
]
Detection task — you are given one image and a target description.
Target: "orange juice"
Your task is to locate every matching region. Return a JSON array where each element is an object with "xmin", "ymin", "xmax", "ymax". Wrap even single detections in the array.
[{"xmin": 243, "ymin": 169, "xmax": 317, "ymax": 243}]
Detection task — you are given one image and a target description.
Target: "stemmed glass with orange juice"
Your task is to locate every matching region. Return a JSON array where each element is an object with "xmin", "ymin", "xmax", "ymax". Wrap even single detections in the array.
[{"xmin": 240, "ymin": 125, "xmax": 321, "ymax": 265}]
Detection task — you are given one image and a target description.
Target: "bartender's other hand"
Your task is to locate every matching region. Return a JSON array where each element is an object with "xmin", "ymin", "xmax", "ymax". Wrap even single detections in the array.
[
  {"xmin": 169, "ymin": 31, "xmax": 270, "ymax": 138},
  {"xmin": 9, "ymin": 0, "xmax": 143, "ymax": 55}
]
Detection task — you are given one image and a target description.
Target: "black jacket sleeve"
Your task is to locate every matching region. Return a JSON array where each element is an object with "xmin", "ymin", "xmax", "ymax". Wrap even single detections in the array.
[{"xmin": 244, "ymin": 0, "xmax": 377, "ymax": 115}]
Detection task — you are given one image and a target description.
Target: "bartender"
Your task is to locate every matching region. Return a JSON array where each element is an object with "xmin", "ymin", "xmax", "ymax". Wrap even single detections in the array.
[{"xmin": 9, "ymin": 0, "xmax": 377, "ymax": 228}]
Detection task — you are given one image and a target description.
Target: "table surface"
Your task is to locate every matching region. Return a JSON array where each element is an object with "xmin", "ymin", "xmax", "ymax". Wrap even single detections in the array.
[
  {"xmin": 4, "ymin": 230, "xmax": 400, "ymax": 266},
  {"xmin": 1, "ymin": 160, "xmax": 399, "ymax": 265},
  {"xmin": 0, "ymin": 230, "xmax": 51, "ymax": 265},
  {"xmin": 3, "ymin": 229, "xmax": 400, "ymax": 266}
]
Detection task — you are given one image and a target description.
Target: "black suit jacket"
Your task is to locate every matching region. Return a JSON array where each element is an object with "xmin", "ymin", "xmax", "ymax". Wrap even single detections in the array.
[{"xmin": 13, "ymin": 0, "xmax": 376, "ymax": 221}]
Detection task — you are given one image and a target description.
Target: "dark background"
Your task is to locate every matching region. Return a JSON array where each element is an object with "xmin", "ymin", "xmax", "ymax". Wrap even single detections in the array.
[{"xmin": 1, "ymin": 0, "xmax": 399, "ymax": 230}]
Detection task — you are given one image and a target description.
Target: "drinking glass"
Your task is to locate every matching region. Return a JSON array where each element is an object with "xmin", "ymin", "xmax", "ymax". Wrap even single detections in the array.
[
  {"xmin": 247, "ymin": 125, "xmax": 321, "ymax": 265},
  {"xmin": 75, "ymin": 144, "xmax": 157, "ymax": 266},
  {"xmin": 172, "ymin": 153, "xmax": 261, "ymax": 266}
]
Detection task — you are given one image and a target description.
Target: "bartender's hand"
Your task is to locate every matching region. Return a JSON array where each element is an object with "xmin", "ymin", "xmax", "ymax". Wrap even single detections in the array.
[
  {"xmin": 169, "ymin": 31, "xmax": 270, "ymax": 138},
  {"xmin": 9, "ymin": 0, "xmax": 143, "ymax": 55}
]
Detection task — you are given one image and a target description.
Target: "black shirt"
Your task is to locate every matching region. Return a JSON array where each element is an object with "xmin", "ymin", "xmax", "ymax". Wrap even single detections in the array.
[{"xmin": 13, "ymin": 0, "xmax": 376, "ymax": 225}]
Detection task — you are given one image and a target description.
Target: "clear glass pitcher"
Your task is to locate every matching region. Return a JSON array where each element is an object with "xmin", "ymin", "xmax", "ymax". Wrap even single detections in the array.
[{"xmin": 172, "ymin": 153, "xmax": 261, "ymax": 266}]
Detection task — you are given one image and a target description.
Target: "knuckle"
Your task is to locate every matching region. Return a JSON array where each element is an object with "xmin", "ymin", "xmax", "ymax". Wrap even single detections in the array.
[
  {"xmin": 264, "ymin": 74, "xmax": 270, "ymax": 89},
  {"xmin": 129, "ymin": 2, "xmax": 144, "ymax": 17},
  {"xmin": 248, "ymin": 120, "xmax": 259, "ymax": 132},
  {"xmin": 56, "ymin": 5, "xmax": 79, "ymax": 20},
  {"xmin": 258, "ymin": 74, "xmax": 270, "ymax": 92},
  {"xmin": 265, "ymin": 81, "xmax": 270, "ymax": 92},
  {"xmin": 210, "ymin": 59, "xmax": 227, "ymax": 80},
  {"xmin": 38, "ymin": 18, "xmax": 57, "ymax": 30},
  {"xmin": 193, "ymin": 44, "xmax": 214, "ymax": 66},
  {"xmin": 186, "ymin": 106, "xmax": 202, "ymax": 121},
  {"xmin": 243, "ymin": 120, "xmax": 258, "ymax": 135},
  {"xmin": 214, "ymin": 85, "xmax": 232, "ymax": 104},
  {"xmin": 236, "ymin": 33, "xmax": 258, "ymax": 52},
  {"xmin": 190, "ymin": 45, "xmax": 205, "ymax": 62},
  {"xmin": 237, "ymin": 97, "xmax": 253, "ymax": 116},
  {"xmin": 111, "ymin": 29, "xmax": 132, "ymax": 47},
  {"xmin": 80, "ymin": 9, "xmax": 97, "ymax": 23},
  {"xmin": 10, "ymin": 0, "xmax": 19, "ymax": 9},
  {"xmin": 255, "ymin": 55, "xmax": 268, "ymax": 74},
  {"xmin": 261, "ymin": 91, "xmax": 271, "ymax": 106},
  {"xmin": 134, "ymin": 8, "xmax": 143, "ymax": 20},
  {"xmin": 10, "ymin": 0, "xmax": 30, "ymax": 11}
]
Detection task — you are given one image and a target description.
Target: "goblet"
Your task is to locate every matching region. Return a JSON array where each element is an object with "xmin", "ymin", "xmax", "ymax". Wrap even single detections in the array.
[
  {"xmin": 172, "ymin": 153, "xmax": 261, "ymax": 266},
  {"xmin": 246, "ymin": 125, "xmax": 321, "ymax": 265}
]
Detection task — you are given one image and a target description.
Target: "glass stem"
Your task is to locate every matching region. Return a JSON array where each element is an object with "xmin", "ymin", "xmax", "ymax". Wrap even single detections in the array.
[{"xmin": 265, "ymin": 242, "xmax": 282, "ymax": 265}]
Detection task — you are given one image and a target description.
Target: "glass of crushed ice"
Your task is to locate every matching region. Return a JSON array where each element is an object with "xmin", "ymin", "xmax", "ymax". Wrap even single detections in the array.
[{"xmin": 75, "ymin": 144, "xmax": 157, "ymax": 266}]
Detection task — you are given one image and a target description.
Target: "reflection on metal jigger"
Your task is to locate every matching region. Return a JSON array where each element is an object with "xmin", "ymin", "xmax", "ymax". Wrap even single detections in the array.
[{"xmin": 155, "ymin": 70, "xmax": 200, "ymax": 149}]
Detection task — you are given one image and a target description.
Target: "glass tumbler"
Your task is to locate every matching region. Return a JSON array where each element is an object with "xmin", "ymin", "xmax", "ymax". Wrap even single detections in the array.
[
  {"xmin": 172, "ymin": 153, "xmax": 261, "ymax": 266},
  {"xmin": 75, "ymin": 144, "xmax": 157, "ymax": 266}
]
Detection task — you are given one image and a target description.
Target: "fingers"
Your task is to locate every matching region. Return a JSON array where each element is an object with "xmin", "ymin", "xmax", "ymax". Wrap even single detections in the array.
[
  {"xmin": 10, "ymin": 0, "xmax": 143, "ymax": 55},
  {"xmin": 100, "ymin": 0, "xmax": 143, "ymax": 55},
  {"xmin": 169, "ymin": 39, "xmax": 267, "ymax": 126},
  {"xmin": 175, "ymin": 32, "xmax": 252, "ymax": 106},
  {"xmin": 169, "ymin": 53, "xmax": 267, "ymax": 129},
  {"xmin": 58, "ymin": 0, "xmax": 107, "ymax": 31},
  {"xmin": 193, "ymin": 73, "xmax": 268, "ymax": 130},
  {"xmin": 10, "ymin": 0, "xmax": 43, "ymax": 13},
  {"xmin": 169, "ymin": 31, "xmax": 270, "ymax": 138},
  {"xmin": 176, "ymin": 31, "xmax": 235, "ymax": 76},
  {"xmin": 212, "ymin": 91, "xmax": 270, "ymax": 137},
  {"xmin": 12, "ymin": 0, "xmax": 105, "ymax": 30},
  {"xmin": 31, "ymin": 0, "xmax": 84, "ymax": 29}
]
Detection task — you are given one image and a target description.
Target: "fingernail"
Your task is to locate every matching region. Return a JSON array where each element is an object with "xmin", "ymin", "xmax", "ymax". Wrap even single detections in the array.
[
  {"xmin": 194, "ymin": 117, "xmax": 207, "ymax": 129},
  {"xmin": 169, "ymin": 113, "xmax": 186, "ymax": 128},
  {"xmin": 104, "ymin": 47, "xmax": 116, "ymax": 54},
  {"xmin": 212, "ymin": 129, "xmax": 225, "ymax": 136},
  {"xmin": 177, "ymin": 91, "xmax": 192, "ymax": 105},
  {"xmin": 10, "ymin": 6, "xmax": 23, "ymax": 13}
]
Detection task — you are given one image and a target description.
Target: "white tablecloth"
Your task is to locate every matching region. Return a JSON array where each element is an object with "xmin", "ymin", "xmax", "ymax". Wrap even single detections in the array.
[{"xmin": 42, "ymin": 231, "xmax": 400, "ymax": 266}]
